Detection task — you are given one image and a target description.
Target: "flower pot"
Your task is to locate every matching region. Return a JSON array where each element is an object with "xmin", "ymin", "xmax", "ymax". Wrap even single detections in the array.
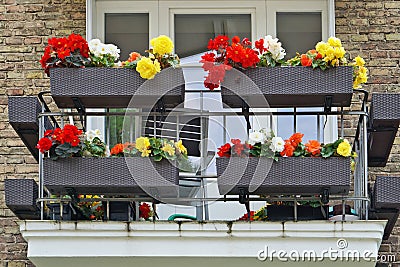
[
  {"xmin": 103, "ymin": 201, "xmax": 134, "ymax": 221},
  {"xmin": 49, "ymin": 67, "xmax": 185, "ymax": 109},
  {"xmin": 47, "ymin": 203, "xmax": 73, "ymax": 221},
  {"xmin": 220, "ymin": 66, "xmax": 353, "ymax": 108},
  {"xmin": 368, "ymin": 93, "xmax": 400, "ymax": 167},
  {"xmin": 8, "ymin": 96, "xmax": 53, "ymax": 161},
  {"xmin": 266, "ymin": 205, "xmax": 328, "ymax": 221},
  {"xmin": 216, "ymin": 157, "xmax": 351, "ymax": 195},
  {"xmin": 5, "ymin": 179, "xmax": 40, "ymax": 220},
  {"xmin": 373, "ymin": 176, "xmax": 400, "ymax": 209},
  {"xmin": 43, "ymin": 157, "xmax": 180, "ymax": 197}
]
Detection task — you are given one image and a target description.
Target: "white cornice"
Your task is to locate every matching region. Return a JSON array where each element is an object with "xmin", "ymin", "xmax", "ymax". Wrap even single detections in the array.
[{"xmin": 20, "ymin": 220, "xmax": 386, "ymax": 267}]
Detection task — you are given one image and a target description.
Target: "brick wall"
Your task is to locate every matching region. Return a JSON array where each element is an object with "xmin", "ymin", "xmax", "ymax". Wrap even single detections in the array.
[
  {"xmin": 0, "ymin": 0, "xmax": 85, "ymax": 266},
  {"xmin": 0, "ymin": 0, "xmax": 399, "ymax": 266},
  {"xmin": 336, "ymin": 0, "xmax": 400, "ymax": 265}
]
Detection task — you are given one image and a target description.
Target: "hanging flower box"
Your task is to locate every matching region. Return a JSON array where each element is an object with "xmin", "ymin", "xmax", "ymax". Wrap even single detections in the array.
[
  {"xmin": 49, "ymin": 67, "xmax": 185, "ymax": 109},
  {"xmin": 216, "ymin": 157, "xmax": 351, "ymax": 196},
  {"xmin": 43, "ymin": 157, "xmax": 180, "ymax": 197},
  {"xmin": 266, "ymin": 205, "xmax": 329, "ymax": 221},
  {"xmin": 220, "ymin": 66, "xmax": 353, "ymax": 108}
]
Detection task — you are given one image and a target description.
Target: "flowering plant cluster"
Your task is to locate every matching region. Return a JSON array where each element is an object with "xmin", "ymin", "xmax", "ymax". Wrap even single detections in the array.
[
  {"xmin": 77, "ymin": 194, "xmax": 104, "ymax": 220},
  {"xmin": 37, "ymin": 126, "xmax": 106, "ymax": 160},
  {"xmin": 40, "ymin": 33, "xmax": 90, "ymax": 75},
  {"xmin": 88, "ymin": 39, "xmax": 120, "ymax": 67},
  {"xmin": 40, "ymin": 34, "xmax": 179, "ymax": 81},
  {"xmin": 123, "ymin": 35, "xmax": 180, "ymax": 79},
  {"xmin": 201, "ymin": 35, "xmax": 367, "ymax": 90},
  {"xmin": 139, "ymin": 202, "xmax": 153, "ymax": 220},
  {"xmin": 217, "ymin": 130, "xmax": 357, "ymax": 161},
  {"xmin": 110, "ymin": 136, "xmax": 188, "ymax": 162},
  {"xmin": 287, "ymin": 37, "xmax": 368, "ymax": 89},
  {"xmin": 200, "ymin": 35, "xmax": 286, "ymax": 90}
]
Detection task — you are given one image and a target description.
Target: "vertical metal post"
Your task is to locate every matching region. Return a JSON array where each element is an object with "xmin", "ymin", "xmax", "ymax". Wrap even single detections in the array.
[
  {"xmin": 340, "ymin": 107, "xmax": 344, "ymax": 138},
  {"xmin": 293, "ymin": 108, "xmax": 297, "ymax": 133},
  {"xmin": 362, "ymin": 111, "xmax": 369, "ymax": 220},
  {"xmin": 39, "ymin": 106, "xmax": 45, "ymax": 220},
  {"xmin": 317, "ymin": 114, "xmax": 321, "ymax": 142}
]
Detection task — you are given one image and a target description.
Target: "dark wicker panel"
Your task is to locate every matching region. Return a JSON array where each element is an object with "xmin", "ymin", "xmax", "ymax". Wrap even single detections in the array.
[
  {"xmin": 5, "ymin": 179, "xmax": 40, "ymax": 219},
  {"xmin": 221, "ymin": 66, "xmax": 353, "ymax": 108},
  {"xmin": 266, "ymin": 205, "xmax": 328, "ymax": 221},
  {"xmin": 369, "ymin": 209, "xmax": 399, "ymax": 240},
  {"xmin": 43, "ymin": 157, "xmax": 179, "ymax": 197},
  {"xmin": 8, "ymin": 96, "xmax": 53, "ymax": 161},
  {"xmin": 370, "ymin": 93, "xmax": 400, "ymax": 123},
  {"xmin": 373, "ymin": 176, "xmax": 400, "ymax": 209},
  {"xmin": 368, "ymin": 93, "xmax": 400, "ymax": 167},
  {"xmin": 216, "ymin": 157, "xmax": 351, "ymax": 195},
  {"xmin": 50, "ymin": 68, "xmax": 185, "ymax": 108}
]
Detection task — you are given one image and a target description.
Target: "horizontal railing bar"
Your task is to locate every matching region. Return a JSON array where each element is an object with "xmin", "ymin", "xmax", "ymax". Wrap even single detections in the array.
[{"xmin": 38, "ymin": 111, "xmax": 369, "ymax": 117}]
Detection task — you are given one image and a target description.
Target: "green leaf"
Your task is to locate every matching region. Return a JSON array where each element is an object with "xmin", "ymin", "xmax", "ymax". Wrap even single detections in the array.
[{"xmin": 153, "ymin": 155, "xmax": 163, "ymax": 162}]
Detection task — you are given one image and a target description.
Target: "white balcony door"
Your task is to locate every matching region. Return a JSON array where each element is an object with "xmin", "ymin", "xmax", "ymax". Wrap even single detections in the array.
[{"xmin": 87, "ymin": 0, "xmax": 334, "ymax": 220}]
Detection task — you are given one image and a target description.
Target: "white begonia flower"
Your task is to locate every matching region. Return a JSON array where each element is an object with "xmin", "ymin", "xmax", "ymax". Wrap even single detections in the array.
[
  {"xmin": 107, "ymin": 44, "xmax": 120, "ymax": 60},
  {"xmin": 85, "ymin": 130, "xmax": 95, "ymax": 142},
  {"xmin": 99, "ymin": 43, "xmax": 109, "ymax": 55},
  {"xmin": 85, "ymin": 129, "xmax": 103, "ymax": 142},
  {"xmin": 263, "ymin": 35, "xmax": 286, "ymax": 61},
  {"xmin": 249, "ymin": 131, "xmax": 265, "ymax": 145},
  {"xmin": 269, "ymin": 136, "xmax": 285, "ymax": 153},
  {"xmin": 260, "ymin": 128, "xmax": 272, "ymax": 139},
  {"xmin": 88, "ymin": 39, "xmax": 101, "ymax": 52}
]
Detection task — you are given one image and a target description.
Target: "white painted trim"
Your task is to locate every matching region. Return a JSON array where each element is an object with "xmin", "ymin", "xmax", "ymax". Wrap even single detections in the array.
[
  {"xmin": 20, "ymin": 220, "xmax": 386, "ymax": 267},
  {"xmin": 85, "ymin": 0, "xmax": 94, "ymax": 40}
]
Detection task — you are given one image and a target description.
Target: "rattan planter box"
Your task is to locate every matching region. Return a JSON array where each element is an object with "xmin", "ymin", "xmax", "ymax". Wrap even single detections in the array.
[
  {"xmin": 220, "ymin": 66, "xmax": 353, "ymax": 108},
  {"xmin": 373, "ymin": 176, "xmax": 400, "ymax": 209},
  {"xmin": 266, "ymin": 205, "xmax": 328, "ymax": 221},
  {"xmin": 8, "ymin": 96, "xmax": 53, "ymax": 161},
  {"xmin": 5, "ymin": 179, "xmax": 40, "ymax": 219},
  {"xmin": 50, "ymin": 67, "xmax": 185, "ymax": 109},
  {"xmin": 368, "ymin": 93, "xmax": 400, "ymax": 167},
  {"xmin": 43, "ymin": 157, "xmax": 179, "ymax": 197},
  {"xmin": 103, "ymin": 201, "xmax": 134, "ymax": 221},
  {"xmin": 216, "ymin": 157, "xmax": 351, "ymax": 195}
]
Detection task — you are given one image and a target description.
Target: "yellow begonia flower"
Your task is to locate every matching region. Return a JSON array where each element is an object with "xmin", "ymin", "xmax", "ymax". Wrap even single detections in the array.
[
  {"xmin": 136, "ymin": 57, "xmax": 161, "ymax": 79},
  {"xmin": 136, "ymin": 137, "xmax": 150, "ymax": 152},
  {"xmin": 162, "ymin": 143, "xmax": 175, "ymax": 156},
  {"xmin": 315, "ymin": 42, "xmax": 328, "ymax": 57},
  {"xmin": 337, "ymin": 140, "xmax": 352, "ymax": 157},
  {"xmin": 334, "ymin": 47, "xmax": 346, "ymax": 59},
  {"xmin": 150, "ymin": 35, "xmax": 174, "ymax": 55},
  {"xmin": 175, "ymin": 140, "xmax": 187, "ymax": 155},
  {"xmin": 354, "ymin": 56, "xmax": 365, "ymax": 67},
  {"xmin": 327, "ymin": 37, "xmax": 342, "ymax": 47},
  {"xmin": 141, "ymin": 149, "xmax": 151, "ymax": 157}
]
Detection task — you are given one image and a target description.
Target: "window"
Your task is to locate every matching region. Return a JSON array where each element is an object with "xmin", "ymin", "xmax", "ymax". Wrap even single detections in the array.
[{"xmin": 87, "ymin": 0, "xmax": 334, "ymax": 220}]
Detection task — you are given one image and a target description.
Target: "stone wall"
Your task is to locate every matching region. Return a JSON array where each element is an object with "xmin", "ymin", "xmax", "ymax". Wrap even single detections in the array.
[
  {"xmin": 336, "ymin": 0, "xmax": 400, "ymax": 265},
  {"xmin": 0, "ymin": 0, "xmax": 399, "ymax": 266},
  {"xmin": 0, "ymin": 0, "xmax": 86, "ymax": 266}
]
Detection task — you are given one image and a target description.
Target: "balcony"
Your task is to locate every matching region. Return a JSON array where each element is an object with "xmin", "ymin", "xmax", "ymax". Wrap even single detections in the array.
[{"xmin": 6, "ymin": 66, "xmax": 400, "ymax": 267}]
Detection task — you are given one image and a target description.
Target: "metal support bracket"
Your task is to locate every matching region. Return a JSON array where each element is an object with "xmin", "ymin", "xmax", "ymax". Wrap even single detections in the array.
[
  {"xmin": 324, "ymin": 96, "xmax": 333, "ymax": 113},
  {"xmin": 72, "ymin": 97, "xmax": 86, "ymax": 131},
  {"xmin": 242, "ymin": 100, "xmax": 251, "ymax": 131}
]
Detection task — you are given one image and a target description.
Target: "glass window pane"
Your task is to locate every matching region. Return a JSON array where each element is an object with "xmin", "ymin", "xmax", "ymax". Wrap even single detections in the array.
[
  {"xmin": 276, "ymin": 12, "xmax": 324, "ymax": 141},
  {"xmin": 105, "ymin": 13, "xmax": 149, "ymax": 60},
  {"xmin": 276, "ymin": 12, "xmax": 322, "ymax": 58},
  {"xmin": 175, "ymin": 14, "xmax": 251, "ymax": 58}
]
